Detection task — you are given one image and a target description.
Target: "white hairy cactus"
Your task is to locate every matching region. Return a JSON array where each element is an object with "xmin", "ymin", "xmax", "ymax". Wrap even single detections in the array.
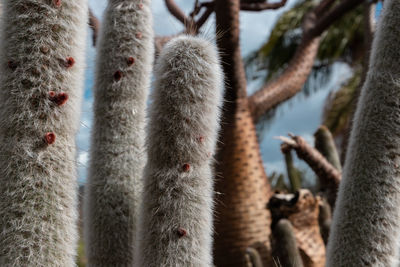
[
  {"xmin": 0, "ymin": 0, "xmax": 87, "ymax": 266},
  {"xmin": 135, "ymin": 35, "xmax": 224, "ymax": 267},
  {"xmin": 84, "ymin": 0, "xmax": 153, "ymax": 266},
  {"xmin": 327, "ymin": 0, "xmax": 400, "ymax": 266}
]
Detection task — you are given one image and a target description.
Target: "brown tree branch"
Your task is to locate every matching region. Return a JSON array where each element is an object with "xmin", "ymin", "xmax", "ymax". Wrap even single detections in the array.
[
  {"xmin": 195, "ymin": 4, "xmax": 214, "ymax": 29},
  {"xmin": 240, "ymin": 0, "xmax": 288, "ymax": 11},
  {"xmin": 164, "ymin": 0, "xmax": 214, "ymax": 33},
  {"xmin": 165, "ymin": 0, "xmax": 191, "ymax": 25},
  {"xmin": 88, "ymin": 8, "xmax": 100, "ymax": 47},
  {"xmin": 279, "ymin": 135, "xmax": 341, "ymax": 208},
  {"xmin": 248, "ymin": 0, "xmax": 365, "ymax": 122}
]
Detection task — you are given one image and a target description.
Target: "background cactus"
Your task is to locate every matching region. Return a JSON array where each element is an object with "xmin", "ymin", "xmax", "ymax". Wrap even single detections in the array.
[
  {"xmin": 135, "ymin": 35, "xmax": 223, "ymax": 267},
  {"xmin": 83, "ymin": 0, "xmax": 153, "ymax": 266},
  {"xmin": 281, "ymin": 144, "xmax": 302, "ymax": 193},
  {"xmin": 0, "ymin": 0, "xmax": 87, "ymax": 265},
  {"xmin": 327, "ymin": 0, "xmax": 400, "ymax": 265},
  {"xmin": 244, "ymin": 247, "xmax": 264, "ymax": 267},
  {"xmin": 314, "ymin": 125, "xmax": 342, "ymax": 172},
  {"xmin": 272, "ymin": 219, "xmax": 304, "ymax": 267}
]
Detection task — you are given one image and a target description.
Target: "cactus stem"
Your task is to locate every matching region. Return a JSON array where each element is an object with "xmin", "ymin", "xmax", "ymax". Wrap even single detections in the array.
[
  {"xmin": 127, "ymin": 57, "xmax": 135, "ymax": 66},
  {"xmin": 65, "ymin": 57, "xmax": 75, "ymax": 68},
  {"xmin": 182, "ymin": 163, "xmax": 191, "ymax": 172},
  {"xmin": 135, "ymin": 32, "xmax": 143, "ymax": 39},
  {"xmin": 177, "ymin": 228, "xmax": 187, "ymax": 238},
  {"xmin": 44, "ymin": 132, "xmax": 56, "ymax": 145},
  {"xmin": 113, "ymin": 70, "xmax": 122, "ymax": 81}
]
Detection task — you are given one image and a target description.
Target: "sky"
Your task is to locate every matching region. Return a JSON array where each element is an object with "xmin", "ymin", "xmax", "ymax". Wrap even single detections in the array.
[{"xmin": 77, "ymin": 0, "xmax": 356, "ymax": 185}]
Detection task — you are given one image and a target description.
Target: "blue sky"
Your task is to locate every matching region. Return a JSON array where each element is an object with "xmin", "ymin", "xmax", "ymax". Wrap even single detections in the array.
[{"xmin": 77, "ymin": 0, "xmax": 354, "ymax": 185}]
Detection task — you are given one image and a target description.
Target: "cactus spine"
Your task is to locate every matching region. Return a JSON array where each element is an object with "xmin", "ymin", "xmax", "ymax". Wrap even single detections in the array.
[
  {"xmin": 327, "ymin": 0, "xmax": 400, "ymax": 265},
  {"xmin": 135, "ymin": 35, "xmax": 223, "ymax": 267},
  {"xmin": 0, "ymin": 0, "xmax": 87, "ymax": 265},
  {"xmin": 84, "ymin": 0, "xmax": 153, "ymax": 266}
]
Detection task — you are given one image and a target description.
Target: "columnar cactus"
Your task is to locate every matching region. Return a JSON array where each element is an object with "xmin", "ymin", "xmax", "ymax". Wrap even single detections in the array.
[
  {"xmin": 314, "ymin": 125, "xmax": 341, "ymax": 172},
  {"xmin": 84, "ymin": 0, "xmax": 153, "ymax": 266},
  {"xmin": 272, "ymin": 219, "xmax": 304, "ymax": 267},
  {"xmin": 327, "ymin": 0, "xmax": 400, "ymax": 265},
  {"xmin": 135, "ymin": 35, "xmax": 223, "ymax": 266},
  {"xmin": 281, "ymin": 144, "xmax": 302, "ymax": 192},
  {"xmin": 0, "ymin": 0, "xmax": 87, "ymax": 266}
]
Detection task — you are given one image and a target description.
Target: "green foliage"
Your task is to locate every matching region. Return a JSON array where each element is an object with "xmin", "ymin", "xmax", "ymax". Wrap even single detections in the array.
[
  {"xmin": 246, "ymin": 0, "xmax": 364, "ymax": 82},
  {"xmin": 322, "ymin": 67, "xmax": 362, "ymax": 136}
]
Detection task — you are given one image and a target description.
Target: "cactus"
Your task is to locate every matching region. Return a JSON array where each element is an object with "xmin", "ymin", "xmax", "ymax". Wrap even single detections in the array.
[
  {"xmin": 314, "ymin": 125, "xmax": 342, "ymax": 172},
  {"xmin": 83, "ymin": 0, "xmax": 153, "ymax": 266},
  {"xmin": 327, "ymin": 0, "xmax": 400, "ymax": 265},
  {"xmin": 272, "ymin": 219, "xmax": 304, "ymax": 267},
  {"xmin": 135, "ymin": 35, "xmax": 223, "ymax": 267},
  {"xmin": 0, "ymin": 0, "xmax": 87, "ymax": 265},
  {"xmin": 281, "ymin": 144, "xmax": 302, "ymax": 192},
  {"xmin": 318, "ymin": 197, "xmax": 331, "ymax": 245},
  {"xmin": 244, "ymin": 247, "xmax": 264, "ymax": 267}
]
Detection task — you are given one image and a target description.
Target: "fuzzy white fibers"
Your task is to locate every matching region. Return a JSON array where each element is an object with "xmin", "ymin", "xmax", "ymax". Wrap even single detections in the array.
[
  {"xmin": 326, "ymin": 0, "xmax": 400, "ymax": 266},
  {"xmin": 0, "ymin": 0, "xmax": 87, "ymax": 266},
  {"xmin": 84, "ymin": 0, "xmax": 153, "ymax": 266},
  {"xmin": 135, "ymin": 35, "xmax": 224, "ymax": 267}
]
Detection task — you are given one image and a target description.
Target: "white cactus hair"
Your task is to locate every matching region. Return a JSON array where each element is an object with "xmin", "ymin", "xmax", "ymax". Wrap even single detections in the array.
[
  {"xmin": 84, "ymin": 0, "xmax": 153, "ymax": 266},
  {"xmin": 0, "ymin": 0, "xmax": 87, "ymax": 265},
  {"xmin": 135, "ymin": 35, "xmax": 224, "ymax": 267},
  {"xmin": 327, "ymin": 0, "xmax": 400, "ymax": 266}
]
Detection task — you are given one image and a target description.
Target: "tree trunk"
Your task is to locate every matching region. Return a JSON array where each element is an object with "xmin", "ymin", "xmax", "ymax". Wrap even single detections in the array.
[{"xmin": 213, "ymin": 0, "xmax": 273, "ymax": 265}]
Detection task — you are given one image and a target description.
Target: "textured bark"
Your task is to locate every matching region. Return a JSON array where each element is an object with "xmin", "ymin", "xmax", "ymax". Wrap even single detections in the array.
[
  {"xmin": 281, "ymin": 136, "xmax": 341, "ymax": 208},
  {"xmin": 268, "ymin": 190, "xmax": 326, "ymax": 267},
  {"xmin": 248, "ymin": 35, "xmax": 320, "ymax": 122},
  {"xmin": 248, "ymin": 0, "xmax": 365, "ymax": 122},
  {"xmin": 213, "ymin": 0, "xmax": 273, "ymax": 266}
]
